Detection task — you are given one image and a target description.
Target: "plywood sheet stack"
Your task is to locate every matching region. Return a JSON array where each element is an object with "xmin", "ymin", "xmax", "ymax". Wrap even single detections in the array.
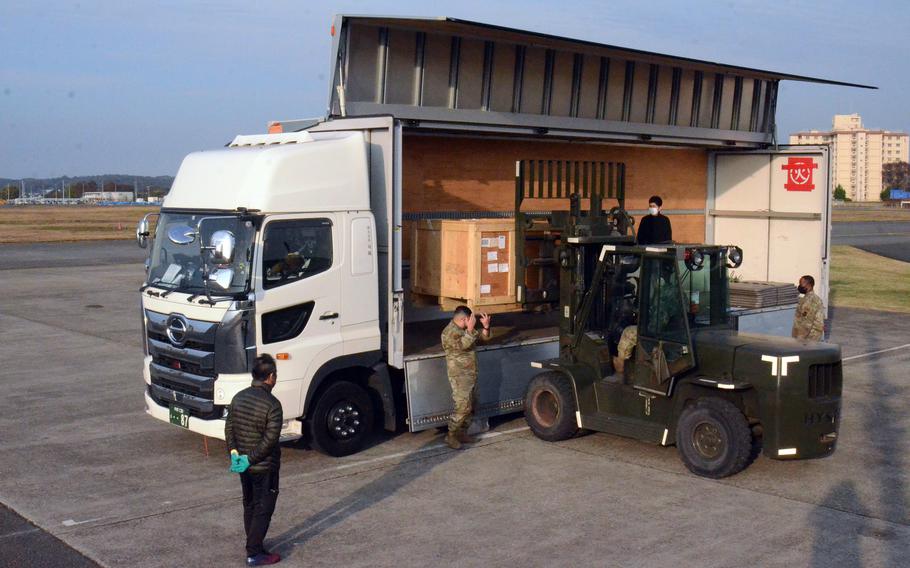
[
  {"xmin": 410, "ymin": 219, "xmax": 520, "ymax": 312},
  {"xmin": 729, "ymin": 281, "xmax": 799, "ymax": 309}
]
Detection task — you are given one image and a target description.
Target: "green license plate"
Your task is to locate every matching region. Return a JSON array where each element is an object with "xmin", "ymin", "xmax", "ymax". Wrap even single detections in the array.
[{"xmin": 169, "ymin": 405, "xmax": 189, "ymax": 428}]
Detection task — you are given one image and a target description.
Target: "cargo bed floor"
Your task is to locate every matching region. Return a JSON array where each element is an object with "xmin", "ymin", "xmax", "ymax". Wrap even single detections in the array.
[{"xmin": 403, "ymin": 309, "xmax": 560, "ymax": 358}]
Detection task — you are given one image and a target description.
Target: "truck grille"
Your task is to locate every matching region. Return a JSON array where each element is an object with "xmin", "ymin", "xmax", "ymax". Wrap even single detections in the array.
[
  {"xmin": 153, "ymin": 354, "xmax": 215, "ymax": 378},
  {"xmin": 808, "ymin": 362, "xmax": 842, "ymax": 399},
  {"xmin": 146, "ymin": 310, "xmax": 220, "ymax": 415},
  {"xmin": 148, "ymin": 330, "xmax": 213, "ymax": 352}
]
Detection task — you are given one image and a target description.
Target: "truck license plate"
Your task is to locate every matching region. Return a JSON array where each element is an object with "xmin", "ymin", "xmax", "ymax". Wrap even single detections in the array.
[{"xmin": 169, "ymin": 405, "xmax": 189, "ymax": 428}]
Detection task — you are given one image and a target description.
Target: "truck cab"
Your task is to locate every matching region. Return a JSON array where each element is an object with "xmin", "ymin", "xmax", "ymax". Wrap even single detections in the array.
[
  {"xmin": 138, "ymin": 131, "xmax": 386, "ymax": 456},
  {"xmin": 525, "ymin": 242, "xmax": 843, "ymax": 478}
]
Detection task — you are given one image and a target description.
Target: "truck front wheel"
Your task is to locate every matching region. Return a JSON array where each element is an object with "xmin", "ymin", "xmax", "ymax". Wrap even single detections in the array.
[
  {"xmin": 308, "ymin": 380, "xmax": 375, "ymax": 457},
  {"xmin": 525, "ymin": 372, "xmax": 579, "ymax": 442},
  {"xmin": 675, "ymin": 397, "xmax": 752, "ymax": 478}
]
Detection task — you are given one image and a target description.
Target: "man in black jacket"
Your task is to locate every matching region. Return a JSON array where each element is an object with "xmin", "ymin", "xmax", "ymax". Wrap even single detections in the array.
[
  {"xmin": 225, "ymin": 354, "xmax": 283, "ymax": 566},
  {"xmin": 636, "ymin": 195, "xmax": 673, "ymax": 245}
]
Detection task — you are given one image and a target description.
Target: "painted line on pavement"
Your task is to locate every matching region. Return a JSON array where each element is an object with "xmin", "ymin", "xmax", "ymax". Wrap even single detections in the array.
[
  {"xmin": 0, "ymin": 527, "xmax": 41, "ymax": 541},
  {"xmin": 843, "ymin": 343, "xmax": 910, "ymax": 362},
  {"xmin": 62, "ymin": 517, "xmax": 106, "ymax": 527},
  {"xmin": 833, "ymin": 231, "xmax": 910, "ymax": 238}
]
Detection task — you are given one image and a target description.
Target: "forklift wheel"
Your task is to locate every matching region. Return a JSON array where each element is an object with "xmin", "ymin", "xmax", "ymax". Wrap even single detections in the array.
[
  {"xmin": 525, "ymin": 372, "xmax": 579, "ymax": 442},
  {"xmin": 675, "ymin": 397, "xmax": 753, "ymax": 478}
]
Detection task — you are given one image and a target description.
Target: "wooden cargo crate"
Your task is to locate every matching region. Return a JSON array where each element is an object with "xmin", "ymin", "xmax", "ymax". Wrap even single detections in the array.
[{"xmin": 410, "ymin": 219, "xmax": 520, "ymax": 312}]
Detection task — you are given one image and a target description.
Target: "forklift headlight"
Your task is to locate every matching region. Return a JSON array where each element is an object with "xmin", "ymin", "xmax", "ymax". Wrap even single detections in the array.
[
  {"xmin": 726, "ymin": 246, "xmax": 743, "ymax": 269},
  {"xmin": 684, "ymin": 248, "xmax": 704, "ymax": 271}
]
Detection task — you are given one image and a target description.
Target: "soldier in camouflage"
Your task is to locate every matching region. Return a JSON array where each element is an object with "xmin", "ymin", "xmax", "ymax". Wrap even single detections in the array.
[
  {"xmin": 792, "ymin": 274, "xmax": 825, "ymax": 341},
  {"xmin": 441, "ymin": 305, "xmax": 491, "ymax": 450},
  {"xmin": 613, "ymin": 260, "xmax": 679, "ymax": 375}
]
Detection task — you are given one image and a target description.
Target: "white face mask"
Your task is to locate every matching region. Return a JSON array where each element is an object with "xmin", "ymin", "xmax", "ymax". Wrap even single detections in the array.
[{"xmin": 648, "ymin": 206, "xmax": 659, "ymax": 216}]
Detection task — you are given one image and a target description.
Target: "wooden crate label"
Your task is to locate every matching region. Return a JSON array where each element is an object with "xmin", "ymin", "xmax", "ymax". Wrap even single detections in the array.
[{"xmin": 480, "ymin": 230, "xmax": 510, "ymax": 297}]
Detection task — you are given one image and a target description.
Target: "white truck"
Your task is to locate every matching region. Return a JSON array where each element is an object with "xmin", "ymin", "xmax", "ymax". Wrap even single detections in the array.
[
  {"xmin": 137, "ymin": 122, "xmax": 559, "ymax": 456},
  {"xmin": 137, "ymin": 15, "xmax": 860, "ymax": 457}
]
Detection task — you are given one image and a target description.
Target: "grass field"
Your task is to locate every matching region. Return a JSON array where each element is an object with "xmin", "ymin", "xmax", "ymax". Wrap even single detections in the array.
[
  {"xmin": 832, "ymin": 207, "xmax": 910, "ymax": 222},
  {"xmin": 0, "ymin": 206, "xmax": 159, "ymax": 244},
  {"xmin": 830, "ymin": 245, "xmax": 910, "ymax": 313}
]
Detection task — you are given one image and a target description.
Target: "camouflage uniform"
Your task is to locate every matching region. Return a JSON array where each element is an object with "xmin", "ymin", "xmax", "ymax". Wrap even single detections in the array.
[
  {"xmin": 441, "ymin": 321, "xmax": 489, "ymax": 436},
  {"xmin": 616, "ymin": 272, "xmax": 678, "ymax": 359},
  {"xmin": 792, "ymin": 290, "xmax": 825, "ymax": 341},
  {"xmin": 617, "ymin": 326, "xmax": 638, "ymax": 360}
]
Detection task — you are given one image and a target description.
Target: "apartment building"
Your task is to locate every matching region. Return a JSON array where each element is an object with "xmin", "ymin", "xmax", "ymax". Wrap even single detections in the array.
[{"xmin": 790, "ymin": 113, "xmax": 909, "ymax": 201}]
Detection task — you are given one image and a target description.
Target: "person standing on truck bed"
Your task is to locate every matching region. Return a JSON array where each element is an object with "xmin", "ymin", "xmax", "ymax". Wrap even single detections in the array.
[
  {"xmin": 225, "ymin": 354, "xmax": 283, "ymax": 566},
  {"xmin": 792, "ymin": 275, "xmax": 825, "ymax": 341},
  {"xmin": 636, "ymin": 195, "xmax": 673, "ymax": 245},
  {"xmin": 441, "ymin": 306, "xmax": 492, "ymax": 450}
]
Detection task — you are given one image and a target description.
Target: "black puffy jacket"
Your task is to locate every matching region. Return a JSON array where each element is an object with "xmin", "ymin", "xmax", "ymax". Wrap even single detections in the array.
[{"xmin": 224, "ymin": 381, "xmax": 283, "ymax": 473}]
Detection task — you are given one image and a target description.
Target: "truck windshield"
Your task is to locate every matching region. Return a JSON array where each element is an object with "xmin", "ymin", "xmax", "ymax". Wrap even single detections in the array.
[
  {"xmin": 677, "ymin": 250, "xmax": 730, "ymax": 328},
  {"xmin": 147, "ymin": 212, "xmax": 255, "ymax": 295}
]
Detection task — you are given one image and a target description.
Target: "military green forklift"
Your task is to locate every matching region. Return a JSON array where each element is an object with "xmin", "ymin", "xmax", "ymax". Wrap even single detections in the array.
[{"xmin": 514, "ymin": 159, "xmax": 843, "ymax": 479}]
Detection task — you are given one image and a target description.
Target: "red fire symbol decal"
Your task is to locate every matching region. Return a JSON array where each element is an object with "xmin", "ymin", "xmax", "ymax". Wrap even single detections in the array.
[{"xmin": 781, "ymin": 157, "xmax": 818, "ymax": 192}]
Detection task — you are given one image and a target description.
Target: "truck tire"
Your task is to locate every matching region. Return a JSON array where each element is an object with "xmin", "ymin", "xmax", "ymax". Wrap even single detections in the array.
[
  {"xmin": 308, "ymin": 380, "xmax": 375, "ymax": 457},
  {"xmin": 525, "ymin": 372, "xmax": 579, "ymax": 442},
  {"xmin": 675, "ymin": 397, "xmax": 752, "ymax": 478}
]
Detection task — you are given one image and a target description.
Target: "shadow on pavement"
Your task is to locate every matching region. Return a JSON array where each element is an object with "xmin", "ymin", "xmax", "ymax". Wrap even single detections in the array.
[
  {"xmin": 809, "ymin": 326, "xmax": 909, "ymax": 566},
  {"xmin": 808, "ymin": 481, "xmax": 865, "ymax": 568},
  {"xmin": 269, "ymin": 437, "xmax": 459, "ymax": 559}
]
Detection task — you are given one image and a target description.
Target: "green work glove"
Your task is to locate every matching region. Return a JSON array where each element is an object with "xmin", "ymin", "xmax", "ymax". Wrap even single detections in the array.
[
  {"xmin": 229, "ymin": 450, "xmax": 241, "ymax": 471},
  {"xmin": 230, "ymin": 454, "xmax": 250, "ymax": 473}
]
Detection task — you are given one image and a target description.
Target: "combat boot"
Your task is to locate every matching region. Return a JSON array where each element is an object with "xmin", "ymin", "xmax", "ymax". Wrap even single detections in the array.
[
  {"xmin": 457, "ymin": 431, "xmax": 477, "ymax": 444},
  {"xmin": 445, "ymin": 432, "xmax": 463, "ymax": 450}
]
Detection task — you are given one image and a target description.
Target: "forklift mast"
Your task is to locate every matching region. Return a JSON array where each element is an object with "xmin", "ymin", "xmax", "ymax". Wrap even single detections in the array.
[{"xmin": 513, "ymin": 159, "xmax": 635, "ymax": 320}]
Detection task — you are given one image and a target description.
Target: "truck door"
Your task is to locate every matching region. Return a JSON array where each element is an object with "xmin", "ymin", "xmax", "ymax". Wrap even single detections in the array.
[
  {"xmin": 255, "ymin": 214, "xmax": 343, "ymax": 419},
  {"xmin": 632, "ymin": 256, "xmax": 695, "ymax": 395},
  {"xmin": 708, "ymin": 146, "xmax": 831, "ymax": 309}
]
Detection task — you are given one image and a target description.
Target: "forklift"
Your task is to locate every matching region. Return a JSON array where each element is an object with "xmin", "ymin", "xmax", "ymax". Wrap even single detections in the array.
[{"xmin": 514, "ymin": 159, "xmax": 843, "ymax": 478}]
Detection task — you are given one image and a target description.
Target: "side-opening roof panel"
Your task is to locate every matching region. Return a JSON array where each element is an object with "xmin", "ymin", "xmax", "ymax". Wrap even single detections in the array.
[{"xmin": 326, "ymin": 15, "xmax": 875, "ymax": 147}]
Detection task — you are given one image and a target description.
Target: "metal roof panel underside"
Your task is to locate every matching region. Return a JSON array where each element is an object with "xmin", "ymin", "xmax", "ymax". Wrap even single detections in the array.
[{"xmin": 324, "ymin": 15, "xmax": 876, "ymax": 147}]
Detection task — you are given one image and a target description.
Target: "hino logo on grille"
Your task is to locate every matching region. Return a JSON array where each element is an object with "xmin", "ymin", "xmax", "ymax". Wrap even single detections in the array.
[{"xmin": 166, "ymin": 314, "xmax": 189, "ymax": 347}]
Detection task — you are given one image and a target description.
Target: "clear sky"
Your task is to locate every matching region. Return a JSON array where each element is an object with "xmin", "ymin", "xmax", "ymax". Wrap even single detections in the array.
[{"xmin": 1, "ymin": 0, "xmax": 907, "ymax": 178}]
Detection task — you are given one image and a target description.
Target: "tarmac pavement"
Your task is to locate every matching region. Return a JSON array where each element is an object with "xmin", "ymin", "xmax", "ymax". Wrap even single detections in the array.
[
  {"xmin": 1, "ymin": 243, "xmax": 909, "ymax": 567},
  {"xmin": 832, "ymin": 221, "xmax": 910, "ymax": 262}
]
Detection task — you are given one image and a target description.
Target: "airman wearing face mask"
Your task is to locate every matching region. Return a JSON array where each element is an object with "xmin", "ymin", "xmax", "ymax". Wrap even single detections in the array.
[
  {"xmin": 792, "ymin": 275, "xmax": 825, "ymax": 341},
  {"xmin": 636, "ymin": 195, "xmax": 673, "ymax": 245}
]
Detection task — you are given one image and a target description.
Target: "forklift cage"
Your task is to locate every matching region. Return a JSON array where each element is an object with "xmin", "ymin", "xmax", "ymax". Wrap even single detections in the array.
[{"xmin": 514, "ymin": 159, "xmax": 629, "ymax": 307}]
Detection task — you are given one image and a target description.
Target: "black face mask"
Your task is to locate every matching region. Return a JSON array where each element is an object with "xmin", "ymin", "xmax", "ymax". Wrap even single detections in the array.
[{"xmin": 797, "ymin": 285, "xmax": 808, "ymax": 295}]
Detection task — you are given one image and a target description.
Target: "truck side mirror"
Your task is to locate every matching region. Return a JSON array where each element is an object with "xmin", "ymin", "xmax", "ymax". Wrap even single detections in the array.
[
  {"xmin": 136, "ymin": 218, "xmax": 150, "ymax": 249},
  {"xmin": 136, "ymin": 212, "xmax": 159, "ymax": 249},
  {"xmin": 167, "ymin": 224, "xmax": 197, "ymax": 245},
  {"xmin": 209, "ymin": 230, "xmax": 236, "ymax": 265},
  {"xmin": 209, "ymin": 268, "xmax": 234, "ymax": 290}
]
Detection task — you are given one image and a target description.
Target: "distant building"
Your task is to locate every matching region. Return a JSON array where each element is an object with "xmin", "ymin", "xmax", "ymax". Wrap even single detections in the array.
[
  {"xmin": 82, "ymin": 191, "xmax": 135, "ymax": 202},
  {"xmin": 790, "ymin": 114, "xmax": 909, "ymax": 201}
]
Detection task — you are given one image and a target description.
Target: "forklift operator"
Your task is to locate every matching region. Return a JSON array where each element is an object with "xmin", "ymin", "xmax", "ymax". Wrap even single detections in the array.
[{"xmin": 612, "ymin": 261, "xmax": 678, "ymax": 375}]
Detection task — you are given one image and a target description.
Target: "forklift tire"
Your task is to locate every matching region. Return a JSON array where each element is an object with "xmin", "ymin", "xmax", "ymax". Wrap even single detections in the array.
[
  {"xmin": 308, "ymin": 380, "xmax": 375, "ymax": 457},
  {"xmin": 675, "ymin": 397, "xmax": 752, "ymax": 479},
  {"xmin": 525, "ymin": 372, "xmax": 579, "ymax": 442}
]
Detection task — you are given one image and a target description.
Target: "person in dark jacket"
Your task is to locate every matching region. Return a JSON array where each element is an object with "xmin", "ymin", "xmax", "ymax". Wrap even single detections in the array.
[
  {"xmin": 225, "ymin": 354, "xmax": 283, "ymax": 566},
  {"xmin": 636, "ymin": 195, "xmax": 673, "ymax": 245}
]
